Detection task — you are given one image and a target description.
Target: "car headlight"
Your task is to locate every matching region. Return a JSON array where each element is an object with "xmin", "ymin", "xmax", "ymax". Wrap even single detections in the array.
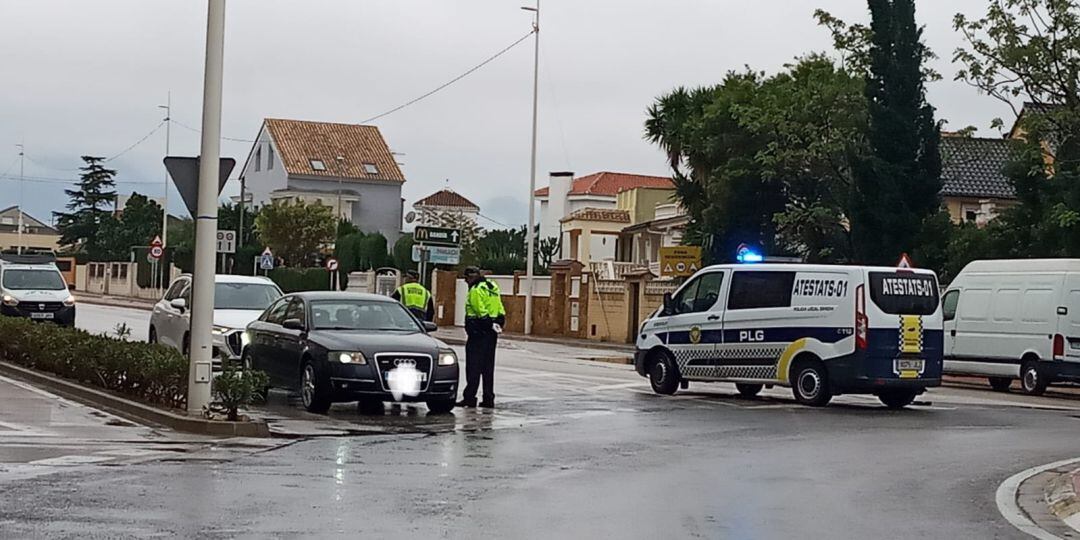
[
  {"xmin": 2, "ymin": 295, "xmax": 17, "ymax": 307},
  {"xmin": 63, "ymin": 295, "xmax": 76, "ymax": 307},
  {"xmin": 212, "ymin": 325, "xmax": 230, "ymax": 335},
  {"xmin": 334, "ymin": 352, "xmax": 367, "ymax": 365},
  {"xmin": 438, "ymin": 350, "xmax": 457, "ymax": 366}
]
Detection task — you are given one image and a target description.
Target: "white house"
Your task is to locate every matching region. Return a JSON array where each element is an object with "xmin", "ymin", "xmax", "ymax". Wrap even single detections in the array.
[
  {"xmin": 534, "ymin": 171, "xmax": 675, "ymax": 256},
  {"xmin": 240, "ymin": 118, "xmax": 406, "ymax": 242}
]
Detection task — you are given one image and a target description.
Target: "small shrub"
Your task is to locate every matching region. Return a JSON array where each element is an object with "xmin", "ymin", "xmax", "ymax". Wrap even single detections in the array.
[
  {"xmin": 0, "ymin": 317, "xmax": 188, "ymax": 409},
  {"xmin": 212, "ymin": 364, "xmax": 270, "ymax": 421}
]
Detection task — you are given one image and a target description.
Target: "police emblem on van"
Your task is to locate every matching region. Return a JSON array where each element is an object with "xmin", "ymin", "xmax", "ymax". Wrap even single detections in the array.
[{"xmin": 689, "ymin": 326, "xmax": 702, "ymax": 345}]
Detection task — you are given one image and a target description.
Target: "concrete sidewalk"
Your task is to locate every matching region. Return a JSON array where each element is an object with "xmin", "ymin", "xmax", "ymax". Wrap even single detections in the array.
[
  {"xmin": 76, "ymin": 291, "xmax": 157, "ymax": 310},
  {"xmin": 432, "ymin": 325, "xmax": 634, "ymax": 354}
]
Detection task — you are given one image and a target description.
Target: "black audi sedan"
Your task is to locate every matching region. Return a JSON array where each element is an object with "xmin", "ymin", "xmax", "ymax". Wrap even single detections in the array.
[{"xmin": 242, "ymin": 292, "xmax": 459, "ymax": 414}]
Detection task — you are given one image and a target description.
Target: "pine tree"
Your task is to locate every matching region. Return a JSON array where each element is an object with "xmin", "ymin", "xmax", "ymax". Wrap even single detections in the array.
[
  {"xmin": 53, "ymin": 156, "xmax": 118, "ymax": 256},
  {"xmin": 850, "ymin": 0, "xmax": 942, "ymax": 265}
]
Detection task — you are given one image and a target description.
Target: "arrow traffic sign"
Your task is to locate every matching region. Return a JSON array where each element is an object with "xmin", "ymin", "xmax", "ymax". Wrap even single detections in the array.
[
  {"xmin": 325, "ymin": 258, "xmax": 339, "ymax": 272},
  {"xmin": 413, "ymin": 226, "xmax": 461, "ymax": 247}
]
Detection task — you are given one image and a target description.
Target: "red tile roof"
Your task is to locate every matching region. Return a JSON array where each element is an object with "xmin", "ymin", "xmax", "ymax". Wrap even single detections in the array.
[
  {"xmin": 534, "ymin": 172, "xmax": 674, "ymax": 198},
  {"xmin": 560, "ymin": 208, "xmax": 631, "ymax": 224},
  {"xmin": 263, "ymin": 118, "xmax": 405, "ymax": 183},
  {"xmin": 413, "ymin": 188, "xmax": 479, "ymax": 211}
]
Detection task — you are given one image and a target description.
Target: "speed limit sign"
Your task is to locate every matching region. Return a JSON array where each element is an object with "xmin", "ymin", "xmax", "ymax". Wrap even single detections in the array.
[{"xmin": 149, "ymin": 235, "xmax": 164, "ymax": 260}]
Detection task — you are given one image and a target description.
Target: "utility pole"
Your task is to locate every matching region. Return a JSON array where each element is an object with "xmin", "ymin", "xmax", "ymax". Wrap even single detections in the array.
[
  {"xmin": 522, "ymin": 0, "xmax": 540, "ymax": 335},
  {"xmin": 188, "ymin": 0, "xmax": 226, "ymax": 415},
  {"xmin": 157, "ymin": 92, "xmax": 171, "ymax": 291},
  {"xmin": 336, "ymin": 155, "xmax": 345, "ymax": 223},
  {"xmin": 16, "ymin": 143, "xmax": 24, "ymax": 255},
  {"xmin": 238, "ymin": 175, "xmax": 245, "ymax": 250}
]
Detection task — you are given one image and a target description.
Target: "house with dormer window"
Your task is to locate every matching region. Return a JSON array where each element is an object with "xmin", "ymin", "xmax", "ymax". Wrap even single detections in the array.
[{"xmin": 240, "ymin": 118, "xmax": 406, "ymax": 241}]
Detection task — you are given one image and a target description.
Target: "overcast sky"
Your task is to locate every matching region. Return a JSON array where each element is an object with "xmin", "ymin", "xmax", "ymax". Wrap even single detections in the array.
[{"xmin": 0, "ymin": 0, "xmax": 1011, "ymax": 230}]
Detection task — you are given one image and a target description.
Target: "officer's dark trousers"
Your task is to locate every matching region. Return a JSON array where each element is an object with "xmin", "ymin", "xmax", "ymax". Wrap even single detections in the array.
[{"xmin": 463, "ymin": 328, "xmax": 497, "ymax": 403}]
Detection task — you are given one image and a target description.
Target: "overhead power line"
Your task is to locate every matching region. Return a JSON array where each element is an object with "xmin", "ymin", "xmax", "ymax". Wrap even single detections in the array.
[
  {"xmin": 169, "ymin": 118, "xmax": 255, "ymax": 143},
  {"xmin": 106, "ymin": 121, "xmax": 168, "ymax": 161},
  {"xmin": 360, "ymin": 29, "xmax": 536, "ymax": 124}
]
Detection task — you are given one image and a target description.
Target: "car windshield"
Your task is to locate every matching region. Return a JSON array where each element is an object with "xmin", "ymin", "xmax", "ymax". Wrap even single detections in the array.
[
  {"xmin": 2, "ymin": 269, "xmax": 67, "ymax": 291},
  {"xmin": 214, "ymin": 283, "xmax": 282, "ymax": 310},
  {"xmin": 310, "ymin": 300, "xmax": 423, "ymax": 332}
]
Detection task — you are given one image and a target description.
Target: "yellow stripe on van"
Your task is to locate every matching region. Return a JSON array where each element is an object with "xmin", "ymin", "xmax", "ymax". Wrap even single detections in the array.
[
  {"xmin": 776, "ymin": 339, "xmax": 808, "ymax": 385},
  {"xmin": 900, "ymin": 315, "xmax": 923, "ymax": 355}
]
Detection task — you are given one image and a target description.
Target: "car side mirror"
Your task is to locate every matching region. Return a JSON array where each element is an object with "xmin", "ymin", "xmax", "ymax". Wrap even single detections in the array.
[
  {"xmin": 170, "ymin": 298, "xmax": 187, "ymax": 312},
  {"xmin": 282, "ymin": 318, "xmax": 305, "ymax": 331},
  {"xmin": 423, "ymin": 321, "xmax": 438, "ymax": 332},
  {"xmin": 662, "ymin": 293, "xmax": 674, "ymax": 316}
]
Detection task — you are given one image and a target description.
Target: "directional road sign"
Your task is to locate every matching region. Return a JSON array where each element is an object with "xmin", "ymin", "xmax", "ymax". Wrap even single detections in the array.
[
  {"xmin": 325, "ymin": 258, "xmax": 339, "ymax": 272},
  {"xmin": 164, "ymin": 156, "xmax": 236, "ymax": 217},
  {"xmin": 216, "ymin": 230, "xmax": 236, "ymax": 254},
  {"xmin": 413, "ymin": 226, "xmax": 461, "ymax": 247},
  {"xmin": 659, "ymin": 246, "xmax": 702, "ymax": 278},
  {"xmin": 412, "ymin": 245, "xmax": 461, "ymax": 265}
]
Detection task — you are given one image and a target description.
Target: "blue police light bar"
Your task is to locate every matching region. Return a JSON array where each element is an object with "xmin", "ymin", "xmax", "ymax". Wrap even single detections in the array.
[{"xmin": 737, "ymin": 251, "xmax": 764, "ymax": 263}]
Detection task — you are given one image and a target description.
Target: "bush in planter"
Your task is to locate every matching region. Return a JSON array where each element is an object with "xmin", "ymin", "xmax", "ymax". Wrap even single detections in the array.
[
  {"xmin": 0, "ymin": 317, "xmax": 188, "ymax": 409},
  {"xmin": 212, "ymin": 364, "xmax": 270, "ymax": 421}
]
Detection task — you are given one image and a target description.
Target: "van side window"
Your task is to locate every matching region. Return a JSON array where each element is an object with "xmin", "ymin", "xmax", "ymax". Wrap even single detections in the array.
[
  {"xmin": 728, "ymin": 271, "xmax": 796, "ymax": 310},
  {"xmin": 669, "ymin": 272, "xmax": 725, "ymax": 315},
  {"xmin": 671, "ymin": 279, "xmax": 700, "ymax": 315},
  {"xmin": 942, "ymin": 290, "xmax": 959, "ymax": 321}
]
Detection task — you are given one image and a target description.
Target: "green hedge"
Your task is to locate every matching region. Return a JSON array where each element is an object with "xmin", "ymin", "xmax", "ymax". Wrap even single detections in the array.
[
  {"xmin": 268, "ymin": 267, "xmax": 332, "ymax": 293},
  {"xmin": 0, "ymin": 317, "xmax": 188, "ymax": 409}
]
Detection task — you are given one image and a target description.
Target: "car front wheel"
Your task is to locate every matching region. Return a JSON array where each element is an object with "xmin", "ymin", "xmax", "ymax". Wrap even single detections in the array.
[
  {"xmin": 301, "ymin": 360, "xmax": 332, "ymax": 414},
  {"xmin": 426, "ymin": 399, "xmax": 456, "ymax": 415}
]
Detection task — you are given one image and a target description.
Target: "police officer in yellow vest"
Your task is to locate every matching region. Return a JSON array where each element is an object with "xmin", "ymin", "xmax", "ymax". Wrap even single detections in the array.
[
  {"xmin": 458, "ymin": 266, "xmax": 506, "ymax": 408},
  {"xmin": 391, "ymin": 270, "xmax": 435, "ymax": 322}
]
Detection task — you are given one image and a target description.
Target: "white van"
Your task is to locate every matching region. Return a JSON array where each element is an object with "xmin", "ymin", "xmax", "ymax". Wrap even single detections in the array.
[
  {"xmin": 635, "ymin": 264, "xmax": 944, "ymax": 408},
  {"xmin": 942, "ymin": 259, "xmax": 1080, "ymax": 396},
  {"xmin": 0, "ymin": 253, "xmax": 77, "ymax": 327}
]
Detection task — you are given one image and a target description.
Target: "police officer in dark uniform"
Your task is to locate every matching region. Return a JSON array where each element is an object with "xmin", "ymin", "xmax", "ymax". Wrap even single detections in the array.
[{"xmin": 458, "ymin": 267, "xmax": 506, "ymax": 408}]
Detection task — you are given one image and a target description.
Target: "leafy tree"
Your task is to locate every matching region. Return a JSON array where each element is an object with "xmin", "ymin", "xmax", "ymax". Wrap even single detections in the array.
[
  {"xmin": 99, "ymin": 193, "xmax": 163, "ymax": 260},
  {"xmin": 54, "ymin": 156, "xmax": 118, "ymax": 257},
  {"xmin": 254, "ymin": 200, "xmax": 335, "ymax": 267},
  {"xmin": 392, "ymin": 235, "xmax": 415, "ymax": 272},
  {"xmin": 849, "ymin": 0, "xmax": 943, "ymax": 265}
]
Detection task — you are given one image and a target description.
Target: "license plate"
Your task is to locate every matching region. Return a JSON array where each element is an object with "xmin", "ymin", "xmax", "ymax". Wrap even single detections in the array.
[
  {"xmin": 30, "ymin": 312, "xmax": 54, "ymax": 320},
  {"xmin": 384, "ymin": 371, "xmax": 427, "ymax": 383},
  {"xmin": 895, "ymin": 359, "xmax": 924, "ymax": 378}
]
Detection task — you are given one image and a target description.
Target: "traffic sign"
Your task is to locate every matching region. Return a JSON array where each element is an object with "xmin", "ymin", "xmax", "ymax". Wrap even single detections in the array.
[
  {"xmin": 325, "ymin": 258, "xmax": 339, "ymax": 272},
  {"xmin": 149, "ymin": 235, "xmax": 164, "ymax": 260},
  {"xmin": 259, "ymin": 247, "xmax": 275, "ymax": 271},
  {"xmin": 163, "ymin": 156, "xmax": 236, "ymax": 217},
  {"xmin": 659, "ymin": 246, "xmax": 702, "ymax": 277},
  {"xmin": 216, "ymin": 230, "xmax": 237, "ymax": 254},
  {"xmin": 897, "ymin": 253, "xmax": 914, "ymax": 269},
  {"xmin": 413, "ymin": 226, "xmax": 461, "ymax": 246},
  {"xmin": 412, "ymin": 245, "xmax": 461, "ymax": 265}
]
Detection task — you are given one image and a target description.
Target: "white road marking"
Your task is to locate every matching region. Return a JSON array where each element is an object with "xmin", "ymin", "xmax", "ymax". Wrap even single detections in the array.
[{"xmin": 996, "ymin": 457, "xmax": 1080, "ymax": 540}]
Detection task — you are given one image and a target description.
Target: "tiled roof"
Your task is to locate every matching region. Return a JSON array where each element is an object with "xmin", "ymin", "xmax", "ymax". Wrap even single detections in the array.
[
  {"xmin": 940, "ymin": 136, "xmax": 1019, "ymax": 200},
  {"xmin": 535, "ymin": 172, "xmax": 674, "ymax": 198},
  {"xmin": 414, "ymin": 189, "xmax": 479, "ymax": 211},
  {"xmin": 263, "ymin": 118, "xmax": 405, "ymax": 183},
  {"xmin": 560, "ymin": 207, "xmax": 631, "ymax": 224}
]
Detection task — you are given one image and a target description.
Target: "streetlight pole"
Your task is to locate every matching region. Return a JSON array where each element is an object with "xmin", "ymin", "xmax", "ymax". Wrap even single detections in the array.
[
  {"xmin": 158, "ymin": 92, "xmax": 171, "ymax": 290},
  {"xmin": 522, "ymin": 0, "xmax": 540, "ymax": 335},
  {"xmin": 188, "ymin": 0, "xmax": 227, "ymax": 415},
  {"xmin": 15, "ymin": 143, "xmax": 24, "ymax": 255},
  {"xmin": 336, "ymin": 155, "xmax": 345, "ymax": 224}
]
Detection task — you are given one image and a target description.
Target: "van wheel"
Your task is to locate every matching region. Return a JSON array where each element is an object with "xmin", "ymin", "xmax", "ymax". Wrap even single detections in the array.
[
  {"xmin": 791, "ymin": 360, "xmax": 832, "ymax": 407},
  {"xmin": 649, "ymin": 351, "xmax": 680, "ymax": 396},
  {"xmin": 1021, "ymin": 361, "xmax": 1049, "ymax": 396},
  {"xmin": 736, "ymin": 384, "xmax": 763, "ymax": 398},
  {"xmin": 988, "ymin": 377, "xmax": 1012, "ymax": 393},
  {"xmin": 879, "ymin": 390, "xmax": 918, "ymax": 409}
]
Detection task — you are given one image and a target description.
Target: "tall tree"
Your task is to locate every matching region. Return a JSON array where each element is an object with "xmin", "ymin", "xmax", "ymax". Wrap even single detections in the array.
[
  {"xmin": 254, "ymin": 200, "xmax": 336, "ymax": 266},
  {"xmin": 98, "ymin": 193, "xmax": 163, "ymax": 260},
  {"xmin": 849, "ymin": 0, "xmax": 943, "ymax": 264},
  {"xmin": 54, "ymin": 156, "xmax": 118, "ymax": 256}
]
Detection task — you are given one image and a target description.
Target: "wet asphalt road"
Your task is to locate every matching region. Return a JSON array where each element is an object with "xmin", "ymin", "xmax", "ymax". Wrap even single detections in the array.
[{"xmin": 7, "ymin": 304, "xmax": 1078, "ymax": 538}]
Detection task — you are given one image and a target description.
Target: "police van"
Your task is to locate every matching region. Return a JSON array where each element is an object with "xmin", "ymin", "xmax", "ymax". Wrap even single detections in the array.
[
  {"xmin": 0, "ymin": 253, "xmax": 77, "ymax": 327},
  {"xmin": 635, "ymin": 264, "xmax": 943, "ymax": 408}
]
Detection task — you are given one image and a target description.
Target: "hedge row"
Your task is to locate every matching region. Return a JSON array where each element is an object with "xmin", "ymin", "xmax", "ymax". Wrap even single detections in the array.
[
  {"xmin": 268, "ymin": 267, "xmax": 333, "ymax": 293},
  {"xmin": 0, "ymin": 317, "xmax": 188, "ymax": 409}
]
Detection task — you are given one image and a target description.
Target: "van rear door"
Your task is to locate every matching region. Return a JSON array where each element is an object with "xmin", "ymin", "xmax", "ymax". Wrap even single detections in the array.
[
  {"xmin": 864, "ymin": 270, "xmax": 943, "ymax": 380},
  {"xmin": 1060, "ymin": 273, "xmax": 1080, "ymax": 362}
]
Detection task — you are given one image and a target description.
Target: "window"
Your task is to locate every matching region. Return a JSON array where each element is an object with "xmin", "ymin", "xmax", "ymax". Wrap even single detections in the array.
[
  {"xmin": 255, "ymin": 147, "xmax": 262, "ymax": 172},
  {"xmin": 670, "ymin": 272, "xmax": 725, "ymax": 315},
  {"xmin": 1, "ymin": 269, "xmax": 67, "ymax": 291},
  {"xmin": 1, "ymin": 217, "xmax": 11, "ymax": 225},
  {"xmin": 868, "ymin": 272, "xmax": 939, "ymax": 316},
  {"xmin": 942, "ymin": 290, "xmax": 959, "ymax": 321},
  {"xmin": 263, "ymin": 297, "xmax": 291, "ymax": 325},
  {"xmin": 267, "ymin": 146, "xmax": 274, "ymax": 170},
  {"xmin": 310, "ymin": 300, "xmax": 422, "ymax": 332},
  {"xmin": 214, "ymin": 282, "xmax": 282, "ymax": 310},
  {"xmin": 285, "ymin": 298, "xmax": 306, "ymax": 326},
  {"xmin": 310, "ymin": 159, "xmax": 326, "ymax": 171},
  {"xmin": 363, "ymin": 163, "xmax": 379, "ymax": 175},
  {"xmin": 961, "ymin": 204, "xmax": 980, "ymax": 223},
  {"xmin": 729, "ymin": 271, "xmax": 796, "ymax": 310},
  {"xmin": 164, "ymin": 279, "xmax": 188, "ymax": 301}
]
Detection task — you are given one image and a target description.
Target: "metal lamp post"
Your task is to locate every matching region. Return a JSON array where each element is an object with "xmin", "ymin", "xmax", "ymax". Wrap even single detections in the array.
[{"xmin": 522, "ymin": 0, "xmax": 540, "ymax": 335}]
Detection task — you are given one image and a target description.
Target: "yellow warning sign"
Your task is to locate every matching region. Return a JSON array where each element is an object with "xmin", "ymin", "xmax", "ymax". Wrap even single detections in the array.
[{"xmin": 660, "ymin": 246, "xmax": 702, "ymax": 278}]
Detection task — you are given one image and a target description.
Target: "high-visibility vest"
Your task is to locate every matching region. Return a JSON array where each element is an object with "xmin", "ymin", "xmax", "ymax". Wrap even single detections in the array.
[
  {"xmin": 483, "ymin": 280, "xmax": 506, "ymax": 319},
  {"xmin": 465, "ymin": 280, "xmax": 505, "ymax": 319},
  {"xmin": 396, "ymin": 282, "xmax": 431, "ymax": 311}
]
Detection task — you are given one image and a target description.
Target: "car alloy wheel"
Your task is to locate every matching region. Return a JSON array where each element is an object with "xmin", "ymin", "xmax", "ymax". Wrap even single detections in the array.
[{"xmin": 301, "ymin": 364, "xmax": 316, "ymax": 409}]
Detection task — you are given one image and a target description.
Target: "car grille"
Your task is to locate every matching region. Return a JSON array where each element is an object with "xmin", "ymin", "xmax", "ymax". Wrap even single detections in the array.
[
  {"xmin": 23, "ymin": 302, "xmax": 63, "ymax": 313},
  {"xmin": 373, "ymin": 353, "xmax": 433, "ymax": 393},
  {"xmin": 225, "ymin": 331, "xmax": 243, "ymax": 357}
]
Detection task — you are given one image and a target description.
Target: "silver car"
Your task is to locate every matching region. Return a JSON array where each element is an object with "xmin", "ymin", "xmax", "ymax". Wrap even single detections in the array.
[{"xmin": 150, "ymin": 274, "xmax": 283, "ymax": 364}]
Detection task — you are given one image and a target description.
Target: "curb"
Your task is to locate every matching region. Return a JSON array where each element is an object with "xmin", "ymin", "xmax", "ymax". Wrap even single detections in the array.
[
  {"xmin": 77, "ymin": 295, "xmax": 155, "ymax": 312},
  {"xmin": 998, "ymin": 457, "xmax": 1080, "ymax": 540},
  {"xmin": 1048, "ymin": 468, "xmax": 1080, "ymax": 533},
  {"xmin": 0, "ymin": 360, "xmax": 270, "ymax": 438}
]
